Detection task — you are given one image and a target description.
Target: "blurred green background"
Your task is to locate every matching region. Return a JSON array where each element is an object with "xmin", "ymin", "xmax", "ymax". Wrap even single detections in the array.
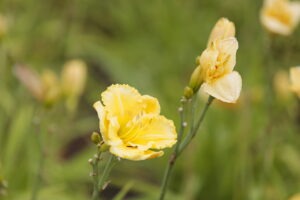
[{"xmin": 1, "ymin": 0, "xmax": 300, "ymax": 199}]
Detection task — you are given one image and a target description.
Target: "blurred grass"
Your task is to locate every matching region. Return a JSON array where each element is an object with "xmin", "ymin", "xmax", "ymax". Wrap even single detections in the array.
[{"xmin": 1, "ymin": 0, "xmax": 300, "ymax": 199}]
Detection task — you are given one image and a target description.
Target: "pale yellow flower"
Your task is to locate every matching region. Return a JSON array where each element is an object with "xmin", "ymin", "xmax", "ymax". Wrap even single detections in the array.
[
  {"xmin": 290, "ymin": 66, "xmax": 300, "ymax": 97},
  {"xmin": 94, "ymin": 84, "xmax": 177, "ymax": 161},
  {"xmin": 289, "ymin": 194, "xmax": 300, "ymax": 200},
  {"xmin": 198, "ymin": 18, "xmax": 242, "ymax": 103},
  {"xmin": 61, "ymin": 59, "xmax": 87, "ymax": 98},
  {"xmin": 261, "ymin": 0, "xmax": 300, "ymax": 35}
]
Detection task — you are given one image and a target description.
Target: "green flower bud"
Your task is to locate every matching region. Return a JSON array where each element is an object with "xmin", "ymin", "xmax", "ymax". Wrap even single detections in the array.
[
  {"xmin": 183, "ymin": 86, "xmax": 193, "ymax": 99},
  {"xmin": 99, "ymin": 143, "xmax": 109, "ymax": 152},
  {"xmin": 188, "ymin": 66, "xmax": 203, "ymax": 93},
  {"xmin": 91, "ymin": 132, "xmax": 101, "ymax": 144}
]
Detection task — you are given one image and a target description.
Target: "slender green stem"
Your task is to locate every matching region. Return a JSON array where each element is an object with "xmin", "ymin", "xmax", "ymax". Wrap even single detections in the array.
[
  {"xmin": 158, "ymin": 161, "xmax": 172, "ymax": 200},
  {"xmin": 91, "ymin": 153, "xmax": 115, "ymax": 200},
  {"xmin": 159, "ymin": 96, "xmax": 213, "ymax": 200},
  {"xmin": 91, "ymin": 150, "xmax": 102, "ymax": 200},
  {"xmin": 178, "ymin": 96, "xmax": 214, "ymax": 154},
  {"xmin": 31, "ymin": 109, "xmax": 47, "ymax": 200},
  {"xmin": 158, "ymin": 98, "xmax": 188, "ymax": 200},
  {"xmin": 98, "ymin": 154, "xmax": 115, "ymax": 190},
  {"xmin": 31, "ymin": 138, "xmax": 44, "ymax": 200}
]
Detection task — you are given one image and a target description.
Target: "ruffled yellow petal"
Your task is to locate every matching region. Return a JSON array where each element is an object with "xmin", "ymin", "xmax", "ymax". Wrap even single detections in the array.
[
  {"xmin": 101, "ymin": 84, "xmax": 142, "ymax": 127},
  {"xmin": 141, "ymin": 95, "xmax": 160, "ymax": 114},
  {"xmin": 208, "ymin": 18, "xmax": 235, "ymax": 46},
  {"xmin": 94, "ymin": 101, "xmax": 122, "ymax": 146},
  {"xmin": 110, "ymin": 144, "xmax": 163, "ymax": 161},
  {"xmin": 201, "ymin": 71, "xmax": 242, "ymax": 103},
  {"xmin": 93, "ymin": 101, "xmax": 108, "ymax": 141},
  {"xmin": 106, "ymin": 116, "xmax": 123, "ymax": 146},
  {"xmin": 101, "ymin": 84, "xmax": 161, "ymax": 128},
  {"xmin": 119, "ymin": 114, "xmax": 177, "ymax": 151}
]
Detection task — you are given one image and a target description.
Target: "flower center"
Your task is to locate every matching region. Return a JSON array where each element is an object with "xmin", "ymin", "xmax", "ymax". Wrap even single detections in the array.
[{"xmin": 205, "ymin": 53, "xmax": 230, "ymax": 83}]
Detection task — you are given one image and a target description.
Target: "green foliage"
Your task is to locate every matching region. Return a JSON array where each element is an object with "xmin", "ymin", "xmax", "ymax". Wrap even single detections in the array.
[{"xmin": 0, "ymin": 0, "xmax": 300, "ymax": 199}]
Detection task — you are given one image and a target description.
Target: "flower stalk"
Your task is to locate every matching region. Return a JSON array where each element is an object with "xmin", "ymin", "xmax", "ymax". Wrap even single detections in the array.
[
  {"xmin": 178, "ymin": 96, "xmax": 214, "ymax": 154},
  {"xmin": 159, "ymin": 96, "xmax": 213, "ymax": 200},
  {"xmin": 91, "ymin": 149, "xmax": 102, "ymax": 200},
  {"xmin": 31, "ymin": 108, "xmax": 48, "ymax": 200},
  {"xmin": 98, "ymin": 154, "xmax": 115, "ymax": 191},
  {"xmin": 158, "ymin": 98, "xmax": 188, "ymax": 200},
  {"xmin": 91, "ymin": 153, "xmax": 115, "ymax": 200},
  {"xmin": 90, "ymin": 132, "xmax": 116, "ymax": 200}
]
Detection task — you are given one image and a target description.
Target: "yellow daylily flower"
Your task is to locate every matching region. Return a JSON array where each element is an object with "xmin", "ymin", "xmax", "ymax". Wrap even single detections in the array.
[
  {"xmin": 14, "ymin": 65, "xmax": 61, "ymax": 106},
  {"xmin": 94, "ymin": 84, "xmax": 177, "ymax": 161},
  {"xmin": 290, "ymin": 66, "xmax": 300, "ymax": 97},
  {"xmin": 261, "ymin": 0, "xmax": 300, "ymax": 35},
  {"xmin": 198, "ymin": 18, "xmax": 242, "ymax": 103}
]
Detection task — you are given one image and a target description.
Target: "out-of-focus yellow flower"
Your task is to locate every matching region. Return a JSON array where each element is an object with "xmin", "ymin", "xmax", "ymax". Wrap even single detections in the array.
[
  {"xmin": 273, "ymin": 70, "xmax": 292, "ymax": 100},
  {"xmin": 14, "ymin": 65, "xmax": 61, "ymax": 106},
  {"xmin": 207, "ymin": 18, "xmax": 235, "ymax": 46},
  {"xmin": 261, "ymin": 0, "xmax": 300, "ymax": 35},
  {"xmin": 290, "ymin": 66, "xmax": 300, "ymax": 97},
  {"xmin": 198, "ymin": 18, "xmax": 242, "ymax": 103},
  {"xmin": 0, "ymin": 15, "xmax": 8, "ymax": 39},
  {"xmin": 41, "ymin": 69, "xmax": 61, "ymax": 106},
  {"xmin": 289, "ymin": 194, "xmax": 300, "ymax": 200},
  {"xmin": 61, "ymin": 60, "xmax": 87, "ymax": 98},
  {"xmin": 94, "ymin": 84, "xmax": 177, "ymax": 161}
]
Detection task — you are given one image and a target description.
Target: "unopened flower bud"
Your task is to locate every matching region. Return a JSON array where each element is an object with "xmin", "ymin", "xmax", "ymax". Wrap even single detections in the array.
[
  {"xmin": 91, "ymin": 132, "xmax": 101, "ymax": 144},
  {"xmin": 188, "ymin": 66, "xmax": 203, "ymax": 93},
  {"xmin": 195, "ymin": 56, "xmax": 201, "ymax": 65},
  {"xmin": 207, "ymin": 17, "xmax": 235, "ymax": 46},
  {"xmin": 183, "ymin": 86, "xmax": 193, "ymax": 99},
  {"xmin": 99, "ymin": 143, "xmax": 109, "ymax": 152},
  {"xmin": 61, "ymin": 60, "xmax": 87, "ymax": 98}
]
